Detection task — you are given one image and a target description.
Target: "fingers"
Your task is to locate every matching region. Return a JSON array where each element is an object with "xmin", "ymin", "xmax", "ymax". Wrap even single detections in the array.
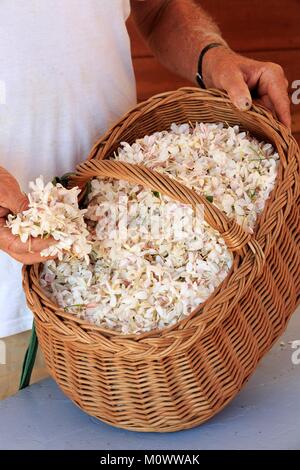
[
  {"xmin": 11, "ymin": 193, "xmax": 29, "ymax": 214},
  {"xmin": 0, "ymin": 217, "xmax": 56, "ymax": 257},
  {"xmin": 255, "ymin": 95, "xmax": 276, "ymax": 115},
  {"xmin": 203, "ymin": 48, "xmax": 253, "ymax": 111},
  {"xmin": 0, "ymin": 166, "xmax": 29, "ymax": 214},
  {"xmin": 0, "ymin": 207, "xmax": 10, "ymax": 217},
  {"xmin": 0, "ymin": 194, "xmax": 29, "ymax": 216},
  {"xmin": 263, "ymin": 67, "xmax": 291, "ymax": 128},
  {"xmin": 2, "ymin": 192, "xmax": 29, "ymax": 215},
  {"xmin": 207, "ymin": 50, "xmax": 291, "ymax": 128},
  {"xmin": 23, "ymin": 234, "xmax": 57, "ymax": 254},
  {"xmin": 220, "ymin": 68, "xmax": 253, "ymax": 111},
  {"xmin": 0, "ymin": 168, "xmax": 58, "ymax": 265},
  {"xmin": 6, "ymin": 250, "xmax": 56, "ymax": 265},
  {"xmin": 243, "ymin": 61, "xmax": 291, "ymax": 128}
]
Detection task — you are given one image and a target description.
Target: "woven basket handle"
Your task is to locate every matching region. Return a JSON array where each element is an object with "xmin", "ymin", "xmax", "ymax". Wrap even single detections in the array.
[{"xmin": 71, "ymin": 159, "xmax": 261, "ymax": 257}]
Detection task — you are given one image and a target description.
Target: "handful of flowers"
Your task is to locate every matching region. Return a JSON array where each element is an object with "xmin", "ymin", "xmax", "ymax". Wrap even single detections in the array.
[
  {"xmin": 9, "ymin": 122, "xmax": 279, "ymax": 334},
  {"xmin": 6, "ymin": 178, "xmax": 91, "ymax": 262}
]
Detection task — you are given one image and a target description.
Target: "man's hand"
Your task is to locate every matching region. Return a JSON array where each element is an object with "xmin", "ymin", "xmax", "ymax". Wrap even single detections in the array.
[
  {"xmin": 202, "ymin": 47, "xmax": 291, "ymax": 128},
  {"xmin": 0, "ymin": 167, "xmax": 55, "ymax": 264},
  {"xmin": 131, "ymin": 0, "xmax": 291, "ymax": 128}
]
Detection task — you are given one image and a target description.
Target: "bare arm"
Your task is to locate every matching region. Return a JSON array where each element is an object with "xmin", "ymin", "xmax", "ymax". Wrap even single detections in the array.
[{"xmin": 131, "ymin": 0, "xmax": 291, "ymax": 127}]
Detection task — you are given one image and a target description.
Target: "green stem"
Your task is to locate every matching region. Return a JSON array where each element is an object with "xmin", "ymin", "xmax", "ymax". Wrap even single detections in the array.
[{"xmin": 19, "ymin": 322, "xmax": 38, "ymax": 390}]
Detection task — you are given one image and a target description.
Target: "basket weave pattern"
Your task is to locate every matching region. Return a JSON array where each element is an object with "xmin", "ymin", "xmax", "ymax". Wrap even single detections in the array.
[{"xmin": 23, "ymin": 88, "xmax": 300, "ymax": 432}]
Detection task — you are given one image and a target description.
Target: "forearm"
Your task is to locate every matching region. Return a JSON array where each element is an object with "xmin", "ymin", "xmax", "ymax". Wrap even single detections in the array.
[
  {"xmin": 131, "ymin": 0, "xmax": 290, "ymax": 127},
  {"xmin": 131, "ymin": 0, "xmax": 227, "ymax": 83}
]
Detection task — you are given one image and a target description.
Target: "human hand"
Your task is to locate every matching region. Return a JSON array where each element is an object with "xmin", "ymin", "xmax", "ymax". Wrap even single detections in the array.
[
  {"xmin": 202, "ymin": 47, "xmax": 291, "ymax": 128},
  {"xmin": 0, "ymin": 167, "xmax": 55, "ymax": 264}
]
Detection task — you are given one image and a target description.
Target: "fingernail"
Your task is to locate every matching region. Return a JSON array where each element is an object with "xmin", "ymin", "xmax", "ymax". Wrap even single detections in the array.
[{"xmin": 236, "ymin": 97, "xmax": 252, "ymax": 111}]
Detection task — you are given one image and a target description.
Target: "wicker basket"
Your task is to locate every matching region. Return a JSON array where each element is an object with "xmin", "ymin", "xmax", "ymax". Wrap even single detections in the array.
[{"xmin": 23, "ymin": 88, "xmax": 300, "ymax": 432}]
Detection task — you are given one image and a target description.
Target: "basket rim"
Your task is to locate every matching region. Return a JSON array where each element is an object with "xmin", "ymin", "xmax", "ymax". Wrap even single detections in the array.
[{"xmin": 23, "ymin": 87, "xmax": 300, "ymax": 357}]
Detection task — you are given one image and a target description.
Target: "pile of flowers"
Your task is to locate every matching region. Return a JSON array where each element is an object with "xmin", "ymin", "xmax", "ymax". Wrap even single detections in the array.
[
  {"xmin": 116, "ymin": 123, "xmax": 278, "ymax": 232},
  {"xmin": 41, "ymin": 175, "xmax": 232, "ymax": 334},
  {"xmin": 13, "ymin": 122, "xmax": 280, "ymax": 334}
]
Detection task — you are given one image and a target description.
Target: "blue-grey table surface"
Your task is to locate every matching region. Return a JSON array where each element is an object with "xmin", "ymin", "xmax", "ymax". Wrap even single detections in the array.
[{"xmin": 0, "ymin": 307, "xmax": 300, "ymax": 450}]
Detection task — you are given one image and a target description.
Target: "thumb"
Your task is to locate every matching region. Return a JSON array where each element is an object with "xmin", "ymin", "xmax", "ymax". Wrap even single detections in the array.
[
  {"xmin": 221, "ymin": 68, "xmax": 252, "ymax": 111},
  {"xmin": 0, "ymin": 167, "xmax": 29, "ymax": 214},
  {"xmin": 0, "ymin": 207, "xmax": 9, "ymax": 217},
  {"xmin": 9, "ymin": 192, "xmax": 29, "ymax": 214}
]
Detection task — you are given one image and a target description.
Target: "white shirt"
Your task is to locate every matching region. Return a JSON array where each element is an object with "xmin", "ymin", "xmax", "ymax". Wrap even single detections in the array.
[{"xmin": 0, "ymin": 0, "xmax": 137, "ymax": 337}]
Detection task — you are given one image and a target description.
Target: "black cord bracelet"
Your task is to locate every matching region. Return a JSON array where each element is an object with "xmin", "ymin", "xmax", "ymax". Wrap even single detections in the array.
[{"xmin": 196, "ymin": 43, "xmax": 224, "ymax": 89}]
